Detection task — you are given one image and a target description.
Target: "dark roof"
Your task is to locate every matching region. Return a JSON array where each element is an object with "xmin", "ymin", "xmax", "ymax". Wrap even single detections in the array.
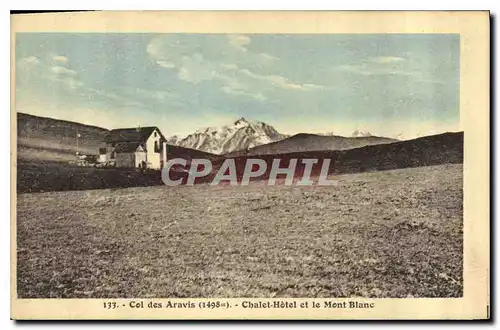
[
  {"xmin": 114, "ymin": 142, "xmax": 144, "ymax": 153},
  {"xmin": 104, "ymin": 126, "xmax": 166, "ymax": 143}
]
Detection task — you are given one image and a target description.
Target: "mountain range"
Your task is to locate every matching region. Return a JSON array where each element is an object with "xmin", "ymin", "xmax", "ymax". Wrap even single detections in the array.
[
  {"xmin": 168, "ymin": 117, "xmax": 397, "ymax": 155},
  {"xmin": 16, "ymin": 112, "xmax": 463, "ymax": 192},
  {"xmin": 168, "ymin": 117, "xmax": 288, "ymax": 155}
]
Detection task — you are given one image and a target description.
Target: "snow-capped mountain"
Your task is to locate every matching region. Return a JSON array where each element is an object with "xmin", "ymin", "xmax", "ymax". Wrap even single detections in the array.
[
  {"xmin": 168, "ymin": 117, "xmax": 288, "ymax": 154},
  {"xmin": 321, "ymin": 130, "xmax": 373, "ymax": 138},
  {"xmin": 166, "ymin": 135, "xmax": 182, "ymax": 145},
  {"xmin": 351, "ymin": 130, "xmax": 373, "ymax": 137}
]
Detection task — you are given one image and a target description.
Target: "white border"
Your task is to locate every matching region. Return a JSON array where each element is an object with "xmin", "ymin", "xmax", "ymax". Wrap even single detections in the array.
[{"xmin": 4, "ymin": 2, "xmax": 496, "ymax": 329}]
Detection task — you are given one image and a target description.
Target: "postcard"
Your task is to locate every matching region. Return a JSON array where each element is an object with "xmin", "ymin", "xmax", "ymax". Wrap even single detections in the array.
[{"xmin": 11, "ymin": 11, "xmax": 490, "ymax": 320}]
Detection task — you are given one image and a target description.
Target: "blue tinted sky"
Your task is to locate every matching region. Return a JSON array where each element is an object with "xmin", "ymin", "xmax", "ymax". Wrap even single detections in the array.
[{"xmin": 15, "ymin": 33, "xmax": 460, "ymax": 139}]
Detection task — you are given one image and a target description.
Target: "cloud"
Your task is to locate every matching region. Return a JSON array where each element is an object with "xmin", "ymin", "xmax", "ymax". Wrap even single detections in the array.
[
  {"xmin": 86, "ymin": 87, "xmax": 125, "ymax": 102},
  {"xmin": 147, "ymin": 36, "xmax": 223, "ymax": 85},
  {"xmin": 351, "ymin": 67, "xmax": 443, "ymax": 84},
  {"xmin": 259, "ymin": 52, "xmax": 279, "ymax": 61},
  {"xmin": 177, "ymin": 53, "xmax": 220, "ymax": 84},
  {"xmin": 17, "ymin": 54, "xmax": 85, "ymax": 92},
  {"xmin": 53, "ymin": 55, "xmax": 68, "ymax": 64},
  {"xmin": 336, "ymin": 55, "xmax": 407, "ymax": 75},
  {"xmin": 18, "ymin": 56, "xmax": 40, "ymax": 69},
  {"xmin": 146, "ymin": 37, "xmax": 164, "ymax": 59},
  {"xmin": 55, "ymin": 76, "xmax": 84, "ymax": 89},
  {"xmin": 48, "ymin": 64, "xmax": 82, "ymax": 89},
  {"xmin": 221, "ymin": 63, "xmax": 238, "ymax": 70},
  {"xmin": 218, "ymin": 76, "xmax": 267, "ymax": 101},
  {"xmin": 181, "ymin": 55, "xmax": 328, "ymax": 95},
  {"xmin": 370, "ymin": 56, "xmax": 406, "ymax": 64},
  {"xmin": 303, "ymin": 83, "xmax": 326, "ymax": 90},
  {"xmin": 266, "ymin": 75, "xmax": 308, "ymax": 90},
  {"xmin": 18, "ymin": 53, "xmax": 145, "ymax": 106},
  {"xmin": 18, "ymin": 49, "xmax": 182, "ymax": 112},
  {"xmin": 129, "ymin": 87, "xmax": 180, "ymax": 104},
  {"xmin": 15, "ymin": 33, "xmax": 458, "ymax": 141},
  {"xmin": 51, "ymin": 65, "xmax": 77, "ymax": 76},
  {"xmin": 221, "ymin": 85, "xmax": 266, "ymax": 101},
  {"xmin": 146, "ymin": 35, "xmax": 329, "ymax": 101},
  {"xmin": 156, "ymin": 60, "xmax": 175, "ymax": 68},
  {"xmin": 334, "ymin": 58, "xmax": 445, "ymax": 84},
  {"xmin": 234, "ymin": 67, "xmax": 327, "ymax": 91},
  {"xmin": 227, "ymin": 34, "xmax": 251, "ymax": 52}
]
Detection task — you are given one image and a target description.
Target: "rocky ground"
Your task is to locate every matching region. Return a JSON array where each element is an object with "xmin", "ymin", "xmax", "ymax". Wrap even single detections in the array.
[{"xmin": 16, "ymin": 163, "xmax": 463, "ymax": 298}]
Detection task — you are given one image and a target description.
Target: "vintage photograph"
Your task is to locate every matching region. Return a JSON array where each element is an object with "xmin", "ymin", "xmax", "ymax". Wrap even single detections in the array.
[
  {"xmin": 15, "ymin": 31, "xmax": 464, "ymax": 299},
  {"xmin": 10, "ymin": 10, "xmax": 490, "ymax": 320}
]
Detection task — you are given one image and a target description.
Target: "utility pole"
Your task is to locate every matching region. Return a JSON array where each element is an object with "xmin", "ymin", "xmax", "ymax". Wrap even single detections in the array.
[{"xmin": 76, "ymin": 130, "xmax": 80, "ymax": 157}]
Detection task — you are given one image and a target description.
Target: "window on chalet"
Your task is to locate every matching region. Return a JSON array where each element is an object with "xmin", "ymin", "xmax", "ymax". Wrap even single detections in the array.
[{"xmin": 154, "ymin": 141, "xmax": 160, "ymax": 153}]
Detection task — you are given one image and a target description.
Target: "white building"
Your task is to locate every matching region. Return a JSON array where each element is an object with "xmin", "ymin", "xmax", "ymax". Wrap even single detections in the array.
[{"xmin": 104, "ymin": 126, "xmax": 167, "ymax": 169}]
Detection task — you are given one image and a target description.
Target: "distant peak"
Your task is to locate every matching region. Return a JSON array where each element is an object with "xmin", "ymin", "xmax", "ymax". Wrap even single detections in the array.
[
  {"xmin": 352, "ymin": 130, "xmax": 373, "ymax": 137},
  {"xmin": 234, "ymin": 117, "xmax": 248, "ymax": 125}
]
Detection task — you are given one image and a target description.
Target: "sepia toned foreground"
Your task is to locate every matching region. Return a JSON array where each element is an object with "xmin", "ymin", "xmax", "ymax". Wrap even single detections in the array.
[{"xmin": 17, "ymin": 163, "xmax": 463, "ymax": 298}]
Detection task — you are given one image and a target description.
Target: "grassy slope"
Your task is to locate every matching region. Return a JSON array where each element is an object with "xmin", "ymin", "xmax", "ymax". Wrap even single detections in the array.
[
  {"xmin": 16, "ymin": 113, "xmax": 219, "ymax": 193},
  {"xmin": 17, "ymin": 113, "xmax": 218, "ymax": 163},
  {"xmin": 17, "ymin": 163, "xmax": 463, "ymax": 298},
  {"xmin": 227, "ymin": 133, "xmax": 398, "ymax": 157},
  {"xmin": 17, "ymin": 113, "xmax": 110, "ymax": 162},
  {"xmin": 192, "ymin": 132, "xmax": 464, "ymax": 185}
]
